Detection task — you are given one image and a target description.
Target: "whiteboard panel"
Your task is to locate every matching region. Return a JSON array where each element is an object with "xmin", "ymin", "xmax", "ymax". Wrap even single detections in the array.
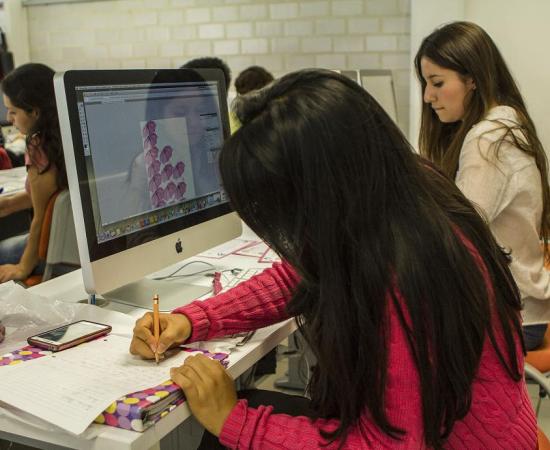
[{"xmin": 359, "ymin": 70, "xmax": 398, "ymax": 123}]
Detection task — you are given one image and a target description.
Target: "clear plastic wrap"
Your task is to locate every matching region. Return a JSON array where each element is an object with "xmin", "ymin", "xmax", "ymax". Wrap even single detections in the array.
[{"xmin": 0, "ymin": 282, "xmax": 83, "ymax": 353}]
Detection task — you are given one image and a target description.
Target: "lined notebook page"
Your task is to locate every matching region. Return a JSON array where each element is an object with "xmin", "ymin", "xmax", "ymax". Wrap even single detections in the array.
[{"xmin": 0, "ymin": 335, "xmax": 194, "ymax": 435}]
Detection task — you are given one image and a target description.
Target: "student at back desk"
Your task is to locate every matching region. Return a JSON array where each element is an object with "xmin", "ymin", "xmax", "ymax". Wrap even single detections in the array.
[{"xmin": 0, "ymin": 63, "xmax": 67, "ymax": 283}]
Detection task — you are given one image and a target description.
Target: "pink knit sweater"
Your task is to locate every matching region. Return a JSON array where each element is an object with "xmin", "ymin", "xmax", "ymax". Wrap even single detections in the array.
[{"xmin": 174, "ymin": 258, "xmax": 537, "ymax": 449}]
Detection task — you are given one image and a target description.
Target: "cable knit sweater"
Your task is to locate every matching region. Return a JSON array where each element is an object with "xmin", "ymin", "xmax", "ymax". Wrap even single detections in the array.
[{"xmin": 174, "ymin": 254, "xmax": 536, "ymax": 448}]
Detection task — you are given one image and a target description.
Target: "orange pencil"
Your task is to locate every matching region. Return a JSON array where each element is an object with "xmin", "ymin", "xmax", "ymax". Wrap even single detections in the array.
[{"xmin": 153, "ymin": 294, "xmax": 160, "ymax": 364}]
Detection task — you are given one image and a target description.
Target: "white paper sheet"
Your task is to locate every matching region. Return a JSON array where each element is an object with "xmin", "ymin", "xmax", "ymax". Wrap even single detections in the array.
[
  {"xmin": 0, "ymin": 334, "xmax": 196, "ymax": 435},
  {"xmin": 198, "ymin": 238, "xmax": 258, "ymax": 259},
  {"xmin": 259, "ymin": 247, "xmax": 281, "ymax": 263},
  {"xmin": 234, "ymin": 241, "xmax": 268, "ymax": 258}
]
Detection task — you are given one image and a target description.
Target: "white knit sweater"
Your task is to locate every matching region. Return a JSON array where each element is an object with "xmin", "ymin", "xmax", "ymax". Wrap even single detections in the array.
[{"xmin": 456, "ymin": 105, "xmax": 550, "ymax": 325}]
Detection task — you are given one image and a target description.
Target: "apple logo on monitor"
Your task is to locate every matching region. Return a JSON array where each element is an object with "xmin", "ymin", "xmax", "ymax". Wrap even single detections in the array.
[{"xmin": 175, "ymin": 238, "xmax": 183, "ymax": 253}]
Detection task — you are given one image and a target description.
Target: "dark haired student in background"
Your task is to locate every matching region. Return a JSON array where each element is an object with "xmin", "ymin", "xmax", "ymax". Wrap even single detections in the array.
[
  {"xmin": 234, "ymin": 65, "xmax": 274, "ymax": 96},
  {"xmin": 131, "ymin": 70, "xmax": 536, "ymax": 449},
  {"xmin": 0, "ymin": 63, "xmax": 66, "ymax": 282},
  {"xmin": 181, "ymin": 56, "xmax": 232, "ymax": 93},
  {"xmin": 416, "ymin": 21, "xmax": 550, "ymax": 351},
  {"xmin": 230, "ymin": 65, "xmax": 274, "ymax": 133}
]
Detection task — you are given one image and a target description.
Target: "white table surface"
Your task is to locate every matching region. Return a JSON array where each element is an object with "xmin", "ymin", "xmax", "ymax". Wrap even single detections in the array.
[
  {"xmin": 0, "ymin": 247, "xmax": 296, "ymax": 450},
  {"xmin": 0, "ymin": 166, "xmax": 26, "ymax": 196}
]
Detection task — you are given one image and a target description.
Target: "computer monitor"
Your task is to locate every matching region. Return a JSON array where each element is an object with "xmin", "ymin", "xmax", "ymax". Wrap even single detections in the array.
[{"xmin": 54, "ymin": 69, "xmax": 242, "ymax": 310}]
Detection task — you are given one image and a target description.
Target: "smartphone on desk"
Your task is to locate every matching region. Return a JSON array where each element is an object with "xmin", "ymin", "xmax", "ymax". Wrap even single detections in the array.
[{"xmin": 27, "ymin": 320, "xmax": 112, "ymax": 351}]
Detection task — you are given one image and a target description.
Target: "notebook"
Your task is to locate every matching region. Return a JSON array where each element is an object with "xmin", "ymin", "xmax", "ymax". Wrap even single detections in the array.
[
  {"xmin": 0, "ymin": 336, "xmax": 229, "ymax": 434},
  {"xmin": 95, "ymin": 347, "xmax": 228, "ymax": 432}
]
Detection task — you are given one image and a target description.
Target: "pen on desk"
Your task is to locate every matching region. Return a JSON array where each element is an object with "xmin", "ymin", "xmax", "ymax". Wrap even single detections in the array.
[{"xmin": 153, "ymin": 294, "xmax": 160, "ymax": 364}]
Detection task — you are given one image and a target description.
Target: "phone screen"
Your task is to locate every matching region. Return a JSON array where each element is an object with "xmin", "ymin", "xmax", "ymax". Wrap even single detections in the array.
[{"xmin": 35, "ymin": 321, "xmax": 109, "ymax": 345}]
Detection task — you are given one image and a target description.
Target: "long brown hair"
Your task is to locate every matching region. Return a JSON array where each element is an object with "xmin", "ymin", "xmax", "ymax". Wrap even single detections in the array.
[{"xmin": 415, "ymin": 21, "xmax": 550, "ymax": 258}]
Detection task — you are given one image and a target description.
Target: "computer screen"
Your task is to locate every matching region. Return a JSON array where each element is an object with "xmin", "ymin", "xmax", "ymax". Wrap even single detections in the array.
[{"xmin": 55, "ymin": 69, "xmax": 241, "ymax": 309}]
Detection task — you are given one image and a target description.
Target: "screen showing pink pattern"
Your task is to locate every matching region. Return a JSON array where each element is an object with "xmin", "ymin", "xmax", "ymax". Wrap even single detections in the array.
[{"xmin": 75, "ymin": 79, "xmax": 228, "ymax": 244}]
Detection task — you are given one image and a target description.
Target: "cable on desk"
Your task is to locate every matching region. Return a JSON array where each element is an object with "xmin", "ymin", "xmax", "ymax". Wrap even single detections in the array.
[{"xmin": 152, "ymin": 260, "xmax": 217, "ymax": 280}]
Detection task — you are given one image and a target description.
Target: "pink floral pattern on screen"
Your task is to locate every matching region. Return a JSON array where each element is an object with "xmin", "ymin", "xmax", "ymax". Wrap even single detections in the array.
[{"xmin": 142, "ymin": 120, "xmax": 188, "ymax": 208}]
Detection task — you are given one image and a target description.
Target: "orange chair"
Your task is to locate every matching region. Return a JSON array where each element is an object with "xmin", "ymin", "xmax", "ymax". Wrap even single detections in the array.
[
  {"xmin": 23, "ymin": 190, "xmax": 79, "ymax": 286},
  {"xmin": 539, "ymin": 427, "xmax": 550, "ymax": 450},
  {"xmin": 24, "ymin": 191, "xmax": 61, "ymax": 287}
]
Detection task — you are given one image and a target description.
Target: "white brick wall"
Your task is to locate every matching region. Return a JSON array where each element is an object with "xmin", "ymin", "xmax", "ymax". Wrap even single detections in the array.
[
  {"xmin": 334, "ymin": 36, "xmax": 364, "ymax": 53},
  {"xmin": 349, "ymin": 18, "xmax": 380, "ymax": 34},
  {"xmin": 271, "ymin": 37, "xmax": 300, "ymax": 53},
  {"xmin": 366, "ymin": 35, "xmax": 398, "ymax": 52},
  {"xmin": 316, "ymin": 53, "xmax": 346, "ymax": 68},
  {"xmin": 199, "ymin": 23, "xmax": 224, "ymax": 39},
  {"xmin": 213, "ymin": 39, "xmax": 240, "ymax": 56},
  {"xmin": 241, "ymin": 38, "xmax": 269, "ymax": 54},
  {"xmin": 332, "ymin": 1, "xmax": 364, "ymax": 16},
  {"xmin": 302, "ymin": 36, "xmax": 332, "ymax": 53},
  {"xmin": 315, "ymin": 18, "xmax": 346, "ymax": 35},
  {"xmin": 27, "ymin": 0, "xmax": 411, "ymax": 134},
  {"xmin": 239, "ymin": 4, "xmax": 268, "ymax": 20},
  {"xmin": 299, "ymin": 2, "xmax": 330, "ymax": 17},
  {"xmin": 186, "ymin": 8, "xmax": 210, "ymax": 24},
  {"xmin": 284, "ymin": 21, "xmax": 314, "ymax": 37},
  {"xmin": 226, "ymin": 22, "xmax": 253, "ymax": 38},
  {"xmin": 269, "ymin": 3, "xmax": 299, "ymax": 20},
  {"xmin": 212, "ymin": 6, "xmax": 239, "ymax": 22},
  {"xmin": 255, "ymin": 21, "xmax": 283, "ymax": 37}
]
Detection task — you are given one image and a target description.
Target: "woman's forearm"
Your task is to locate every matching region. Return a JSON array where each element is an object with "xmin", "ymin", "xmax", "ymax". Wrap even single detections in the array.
[
  {"xmin": 0, "ymin": 191, "xmax": 32, "ymax": 217},
  {"xmin": 17, "ymin": 211, "xmax": 43, "ymax": 277}
]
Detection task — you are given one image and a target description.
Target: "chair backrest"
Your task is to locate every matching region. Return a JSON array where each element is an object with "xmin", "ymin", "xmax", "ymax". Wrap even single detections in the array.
[
  {"xmin": 539, "ymin": 427, "xmax": 550, "ymax": 450},
  {"xmin": 24, "ymin": 190, "xmax": 62, "ymax": 287},
  {"xmin": 41, "ymin": 189, "xmax": 79, "ymax": 281}
]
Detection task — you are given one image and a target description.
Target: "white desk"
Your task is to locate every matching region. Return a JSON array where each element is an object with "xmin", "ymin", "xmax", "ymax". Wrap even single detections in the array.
[
  {"xmin": 0, "ymin": 249, "xmax": 296, "ymax": 450},
  {"xmin": 0, "ymin": 166, "xmax": 30, "ymax": 242},
  {"xmin": 0, "ymin": 166, "xmax": 26, "ymax": 196}
]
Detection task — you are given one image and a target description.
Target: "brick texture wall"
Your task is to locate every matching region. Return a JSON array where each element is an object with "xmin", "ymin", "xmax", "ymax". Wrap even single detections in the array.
[{"xmin": 27, "ymin": 0, "xmax": 411, "ymax": 134}]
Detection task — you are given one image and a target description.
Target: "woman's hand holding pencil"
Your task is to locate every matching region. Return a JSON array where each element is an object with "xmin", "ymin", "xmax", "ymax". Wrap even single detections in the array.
[{"xmin": 130, "ymin": 308, "xmax": 192, "ymax": 360}]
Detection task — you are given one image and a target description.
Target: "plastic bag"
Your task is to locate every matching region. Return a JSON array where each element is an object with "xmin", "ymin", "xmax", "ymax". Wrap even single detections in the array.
[{"xmin": 0, "ymin": 282, "xmax": 84, "ymax": 353}]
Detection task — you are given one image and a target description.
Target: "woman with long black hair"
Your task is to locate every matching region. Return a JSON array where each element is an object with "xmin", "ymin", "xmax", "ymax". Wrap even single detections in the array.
[{"xmin": 131, "ymin": 69, "xmax": 536, "ymax": 449}]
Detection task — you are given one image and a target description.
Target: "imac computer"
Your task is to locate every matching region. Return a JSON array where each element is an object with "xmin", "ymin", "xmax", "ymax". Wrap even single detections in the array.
[{"xmin": 54, "ymin": 69, "xmax": 242, "ymax": 311}]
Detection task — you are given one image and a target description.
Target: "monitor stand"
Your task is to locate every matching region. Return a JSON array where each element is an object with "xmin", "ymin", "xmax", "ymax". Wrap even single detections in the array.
[{"xmin": 101, "ymin": 278, "xmax": 211, "ymax": 312}]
